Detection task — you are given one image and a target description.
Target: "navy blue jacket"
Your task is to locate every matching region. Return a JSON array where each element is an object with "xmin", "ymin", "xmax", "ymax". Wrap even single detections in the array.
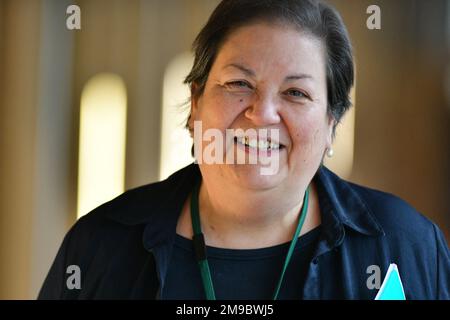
[{"xmin": 38, "ymin": 164, "xmax": 450, "ymax": 299}]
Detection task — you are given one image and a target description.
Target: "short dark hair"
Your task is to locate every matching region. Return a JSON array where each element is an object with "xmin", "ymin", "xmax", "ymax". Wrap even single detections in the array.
[{"xmin": 184, "ymin": 0, "xmax": 354, "ymax": 134}]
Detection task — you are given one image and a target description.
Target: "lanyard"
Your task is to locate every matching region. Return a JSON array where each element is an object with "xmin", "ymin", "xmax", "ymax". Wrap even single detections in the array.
[{"xmin": 190, "ymin": 180, "xmax": 310, "ymax": 300}]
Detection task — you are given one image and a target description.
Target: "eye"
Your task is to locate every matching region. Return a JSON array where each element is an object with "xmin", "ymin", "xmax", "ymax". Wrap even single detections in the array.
[
  {"xmin": 225, "ymin": 80, "xmax": 253, "ymax": 89},
  {"xmin": 285, "ymin": 89, "xmax": 309, "ymax": 99}
]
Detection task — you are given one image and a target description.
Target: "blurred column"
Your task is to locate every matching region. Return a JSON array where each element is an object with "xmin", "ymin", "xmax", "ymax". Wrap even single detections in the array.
[{"xmin": 31, "ymin": 0, "xmax": 75, "ymax": 298}]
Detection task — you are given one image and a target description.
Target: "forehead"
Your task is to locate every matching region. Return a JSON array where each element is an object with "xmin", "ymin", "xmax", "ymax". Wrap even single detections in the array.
[{"xmin": 212, "ymin": 22, "xmax": 326, "ymax": 78}]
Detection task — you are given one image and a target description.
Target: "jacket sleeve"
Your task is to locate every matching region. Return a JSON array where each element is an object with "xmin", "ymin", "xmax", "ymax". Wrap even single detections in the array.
[{"xmin": 433, "ymin": 223, "xmax": 450, "ymax": 300}]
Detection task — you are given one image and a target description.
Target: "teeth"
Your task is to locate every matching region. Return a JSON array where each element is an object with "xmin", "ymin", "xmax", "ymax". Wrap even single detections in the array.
[
  {"xmin": 258, "ymin": 140, "xmax": 268, "ymax": 149},
  {"xmin": 270, "ymin": 141, "xmax": 279, "ymax": 149},
  {"xmin": 236, "ymin": 136, "xmax": 281, "ymax": 150}
]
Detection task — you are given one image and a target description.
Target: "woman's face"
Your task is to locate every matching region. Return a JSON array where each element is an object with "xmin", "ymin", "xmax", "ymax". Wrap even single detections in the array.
[{"xmin": 190, "ymin": 22, "xmax": 333, "ymax": 193}]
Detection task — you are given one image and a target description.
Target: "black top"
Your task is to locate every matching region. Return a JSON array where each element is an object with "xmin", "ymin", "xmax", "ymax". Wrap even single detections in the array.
[
  {"xmin": 38, "ymin": 164, "xmax": 450, "ymax": 299},
  {"xmin": 163, "ymin": 227, "xmax": 321, "ymax": 300}
]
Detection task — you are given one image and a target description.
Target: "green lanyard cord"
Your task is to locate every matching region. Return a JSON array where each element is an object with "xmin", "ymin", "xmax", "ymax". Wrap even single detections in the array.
[
  {"xmin": 272, "ymin": 185, "xmax": 310, "ymax": 300},
  {"xmin": 191, "ymin": 181, "xmax": 216, "ymax": 300},
  {"xmin": 190, "ymin": 180, "xmax": 310, "ymax": 300}
]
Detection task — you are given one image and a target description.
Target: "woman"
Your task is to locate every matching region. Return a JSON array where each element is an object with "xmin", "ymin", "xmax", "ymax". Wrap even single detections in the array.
[{"xmin": 39, "ymin": 0, "xmax": 449, "ymax": 300}]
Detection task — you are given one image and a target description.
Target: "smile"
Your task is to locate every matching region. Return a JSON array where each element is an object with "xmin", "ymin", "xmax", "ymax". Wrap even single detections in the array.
[{"xmin": 234, "ymin": 136, "xmax": 284, "ymax": 151}]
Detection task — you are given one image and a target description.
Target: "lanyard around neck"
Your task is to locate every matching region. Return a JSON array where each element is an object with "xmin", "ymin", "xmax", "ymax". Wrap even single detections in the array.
[{"xmin": 190, "ymin": 180, "xmax": 310, "ymax": 300}]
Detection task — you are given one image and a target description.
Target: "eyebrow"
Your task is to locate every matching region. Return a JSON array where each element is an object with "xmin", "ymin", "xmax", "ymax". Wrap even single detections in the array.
[
  {"xmin": 224, "ymin": 63, "xmax": 256, "ymax": 77},
  {"xmin": 223, "ymin": 63, "xmax": 314, "ymax": 82}
]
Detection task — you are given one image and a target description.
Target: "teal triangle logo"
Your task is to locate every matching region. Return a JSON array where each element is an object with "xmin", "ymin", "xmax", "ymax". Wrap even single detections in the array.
[{"xmin": 375, "ymin": 263, "xmax": 406, "ymax": 300}]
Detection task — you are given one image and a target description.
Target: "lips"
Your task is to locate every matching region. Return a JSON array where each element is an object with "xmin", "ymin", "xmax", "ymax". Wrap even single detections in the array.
[{"xmin": 234, "ymin": 135, "xmax": 285, "ymax": 151}]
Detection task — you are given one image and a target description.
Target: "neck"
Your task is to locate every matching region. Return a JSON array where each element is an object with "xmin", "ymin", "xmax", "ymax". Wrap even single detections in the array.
[{"xmin": 180, "ymin": 179, "xmax": 321, "ymax": 249}]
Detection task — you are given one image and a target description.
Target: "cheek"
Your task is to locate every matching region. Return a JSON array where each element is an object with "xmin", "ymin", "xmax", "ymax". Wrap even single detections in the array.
[
  {"xmin": 198, "ymin": 89, "xmax": 248, "ymax": 129},
  {"xmin": 286, "ymin": 112, "xmax": 329, "ymax": 155}
]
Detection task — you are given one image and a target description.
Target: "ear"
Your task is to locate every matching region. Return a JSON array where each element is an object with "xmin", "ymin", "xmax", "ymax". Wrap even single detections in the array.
[
  {"xmin": 188, "ymin": 83, "xmax": 201, "ymax": 135},
  {"xmin": 326, "ymin": 115, "xmax": 336, "ymax": 148}
]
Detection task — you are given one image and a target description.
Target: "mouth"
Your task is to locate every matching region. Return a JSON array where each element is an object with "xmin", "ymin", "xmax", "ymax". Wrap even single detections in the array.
[{"xmin": 233, "ymin": 136, "xmax": 285, "ymax": 151}]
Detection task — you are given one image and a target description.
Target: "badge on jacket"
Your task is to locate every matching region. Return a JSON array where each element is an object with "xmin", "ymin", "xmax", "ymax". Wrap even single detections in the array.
[{"xmin": 375, "ymin": 263, "xmax": 406, "ymax": 300}]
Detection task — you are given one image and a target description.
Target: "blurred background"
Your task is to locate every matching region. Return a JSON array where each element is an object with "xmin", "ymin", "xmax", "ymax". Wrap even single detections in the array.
[{"xmin": 0, "ymin": 0, "xmax": 449, "ymax": 299}]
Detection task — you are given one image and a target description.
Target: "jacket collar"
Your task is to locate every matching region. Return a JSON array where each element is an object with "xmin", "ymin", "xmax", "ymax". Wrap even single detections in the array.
[
  {"xmin": 315, "ymin": 166, "xmax": 384, "ymax": 248},
  {"xmin": 103, "ymin": 163, "xmax": 384, "ymax": 250}
]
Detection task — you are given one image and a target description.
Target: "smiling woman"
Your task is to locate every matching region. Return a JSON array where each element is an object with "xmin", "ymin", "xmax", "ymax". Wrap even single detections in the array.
[{"xmin": 38, "ymin": 0, "xmax": 449, "ymax": 300}]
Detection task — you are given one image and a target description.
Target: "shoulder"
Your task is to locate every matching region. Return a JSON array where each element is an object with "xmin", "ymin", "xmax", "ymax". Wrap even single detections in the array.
[
  {"xmin": 348, "ymin": 181, "xmax": 437, "ymax": 242},
  {"xmin": 318, "ymin": 166, "xmax": 438, "ymax": 242},
  {"xmin": 73, "ymin": 162, "xmax": 199, "ymax": 232},
  {"xmin": 65, "ymin": 180, "xmax": 165, "ymax": 248},
  {"xmin": 346, "ymin": 179, "xmax": 450, "ymax": 299},
  {"xmin": 39, "ymin": 164, "xmax": 199, "ymax": 299},
  {"xmin": 64, "ymin": 163, "xmax": 200, "ymax": 252},
  {"xmin": 49, "ymin": 163, "xmax": 199, "ymax": 267}
]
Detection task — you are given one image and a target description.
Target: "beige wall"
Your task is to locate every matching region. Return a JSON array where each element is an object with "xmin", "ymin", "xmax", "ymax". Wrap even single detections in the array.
[
  {"xmin": 0, "ymin": 0, "xmax": 41, "ymax": 299},
  {"xmin": 0, "ymin": 0, "xmax": 448, "ymax": 299}
]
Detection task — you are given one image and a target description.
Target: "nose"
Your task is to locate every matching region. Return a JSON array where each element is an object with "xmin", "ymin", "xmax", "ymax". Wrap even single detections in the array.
[{"xmin": 244, "ymin": 93, "xmax": 281, "ymax": 126}]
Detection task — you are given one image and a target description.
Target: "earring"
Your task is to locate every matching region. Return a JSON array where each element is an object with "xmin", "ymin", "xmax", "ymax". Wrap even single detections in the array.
[{"xmin": 326, "ymin": 148, "xmax": 334, "ymax": 158}]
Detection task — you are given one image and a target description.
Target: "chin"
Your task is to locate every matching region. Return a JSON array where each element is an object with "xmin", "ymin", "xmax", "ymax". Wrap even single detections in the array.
[{"xmin": 228, "ymin": 163, "xmax": 286, "ymax": 191}]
